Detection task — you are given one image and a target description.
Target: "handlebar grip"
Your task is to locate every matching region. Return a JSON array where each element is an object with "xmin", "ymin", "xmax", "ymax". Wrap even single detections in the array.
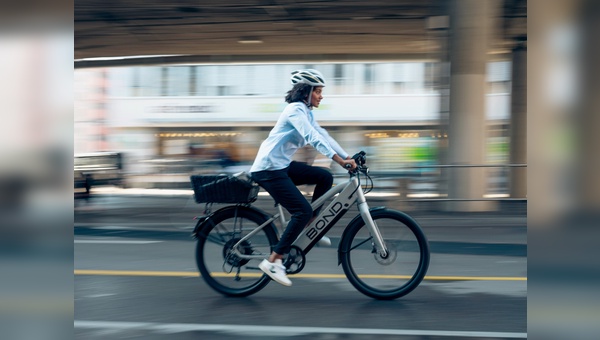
[{"xmin": 344, "ymin": 163, "xmax": 352, "ymax": 169}]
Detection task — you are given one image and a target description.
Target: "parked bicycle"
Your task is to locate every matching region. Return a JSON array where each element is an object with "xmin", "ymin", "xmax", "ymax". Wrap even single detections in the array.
[{"xmin": 190, "ymin": 151, "xmax": 430, "ymax": 300}]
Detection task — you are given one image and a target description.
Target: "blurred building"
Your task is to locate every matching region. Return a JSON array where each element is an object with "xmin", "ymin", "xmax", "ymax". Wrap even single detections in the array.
[
  {"xmin": 74, "ymin": 69, "xmax": 110, "ymax": 152},
  {"xmin": 74, "ymin": 61, "xmax": 512, "ymax": 181}
]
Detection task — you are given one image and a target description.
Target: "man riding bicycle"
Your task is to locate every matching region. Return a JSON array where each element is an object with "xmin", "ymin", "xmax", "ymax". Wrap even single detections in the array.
[{"xmin": 250, "ymin": 69, "xmax": 357, "ymax": 286}]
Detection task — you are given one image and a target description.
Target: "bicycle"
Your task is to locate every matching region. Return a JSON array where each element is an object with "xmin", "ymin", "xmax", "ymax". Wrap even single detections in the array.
[{"xmin": 190, "ymin": 151, "xmax": 430, "ymax": 300}]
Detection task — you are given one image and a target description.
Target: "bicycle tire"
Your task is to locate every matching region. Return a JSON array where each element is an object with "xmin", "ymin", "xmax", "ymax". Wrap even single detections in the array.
[
  {"xmin": 195, "ymin": 205, "xmax": 278, "ymax": 297},
  {"xmin": 339, "ymin": 208, "xmax": 430, "ymax": 300}
]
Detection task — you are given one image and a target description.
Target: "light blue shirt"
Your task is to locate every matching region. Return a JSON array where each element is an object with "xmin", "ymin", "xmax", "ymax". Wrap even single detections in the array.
[{"xmin": 250, "ymin": 102, "xmax": 349, "ymax": 172}]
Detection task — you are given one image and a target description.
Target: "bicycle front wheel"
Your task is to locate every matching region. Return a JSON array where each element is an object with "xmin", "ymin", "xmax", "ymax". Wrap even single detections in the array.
[
  {"xmin": 340, "ymin": 208, "xmax": 430, "ymax": 300},
  {"xmin": 195, "ymin": 206, "xmax": 278, "ymax": 297}
]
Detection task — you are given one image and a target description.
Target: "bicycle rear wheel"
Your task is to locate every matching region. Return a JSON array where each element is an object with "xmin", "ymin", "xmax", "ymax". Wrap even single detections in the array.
[
  {"xmin": 195, "ymin": 206, "xmax": 278, "ymax": 297},
  {"xmin": 340, "ymin": 208, "xmax": 430, "ymax": 300}
]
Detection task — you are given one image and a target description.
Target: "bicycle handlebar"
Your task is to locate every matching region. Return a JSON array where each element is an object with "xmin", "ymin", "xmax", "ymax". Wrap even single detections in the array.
[
  {"xmin": 352, "ymin": 151, "xmax": 366, "ymax": 165},
  {"xmin": 348, "ymin": 151, "xmax": 368, "ymax": 175}
]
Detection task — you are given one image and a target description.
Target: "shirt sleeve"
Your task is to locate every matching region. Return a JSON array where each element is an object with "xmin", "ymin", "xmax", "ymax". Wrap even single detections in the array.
[
  {"xmin": 286, "ymin": 106, "xmax": 338, "ymax": 159},
  {"xmin": 311, "ymin": 119, "xmax": 349, "ymax": 159}
]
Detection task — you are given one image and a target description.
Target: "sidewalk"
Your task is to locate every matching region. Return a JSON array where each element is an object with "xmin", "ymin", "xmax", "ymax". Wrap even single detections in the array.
[
  {"xmin": 80, "ymin": 185, "xmax": 527, "ymax": 242},
  {"xmin": 90, "ymin": 180, "xmax": 527, "ymax": 217}
]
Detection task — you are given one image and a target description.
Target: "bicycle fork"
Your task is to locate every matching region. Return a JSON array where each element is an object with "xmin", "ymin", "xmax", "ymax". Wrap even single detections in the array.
[{"xmin": 357, "ymin": 198, "xmax": 388, "ymax": 258}]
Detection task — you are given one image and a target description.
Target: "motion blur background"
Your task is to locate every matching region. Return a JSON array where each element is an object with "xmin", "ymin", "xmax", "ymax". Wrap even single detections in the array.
[{"xmin": 0, "ymin": 0, "xmax": 598, "ymax": 339}]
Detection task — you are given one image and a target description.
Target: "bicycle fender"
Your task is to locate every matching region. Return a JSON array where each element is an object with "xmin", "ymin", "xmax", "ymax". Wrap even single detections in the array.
[
  {"xmin": 191, "ymin": 214, "xmax": 212, "ymax": 239},
  {"xmin": 337, "ymin": 206, "xmax": 386, "ymax": 265}
]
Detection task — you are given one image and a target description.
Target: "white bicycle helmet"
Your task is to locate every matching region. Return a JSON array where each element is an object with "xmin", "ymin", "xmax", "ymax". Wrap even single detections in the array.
[{"xmin": 290, "ymin": 69, "xmax": 326, "ymax": 87}]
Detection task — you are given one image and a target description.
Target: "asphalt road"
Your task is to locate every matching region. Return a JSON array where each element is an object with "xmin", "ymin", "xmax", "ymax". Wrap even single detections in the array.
[{"xmin": 74, "ymin": 191, "xmax": 527, "ymax": 339}]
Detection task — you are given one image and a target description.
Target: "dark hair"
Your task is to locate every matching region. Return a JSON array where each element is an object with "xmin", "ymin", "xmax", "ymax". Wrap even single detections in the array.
[{"xmin": 285, "ymin": 83, "xmax": 312, "ymax": 104}]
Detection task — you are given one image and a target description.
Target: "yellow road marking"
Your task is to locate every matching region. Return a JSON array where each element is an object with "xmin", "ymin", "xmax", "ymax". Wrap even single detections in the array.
[{"xmin": 74, "ymin": 270, "xmax": 526, "ymax": 281}]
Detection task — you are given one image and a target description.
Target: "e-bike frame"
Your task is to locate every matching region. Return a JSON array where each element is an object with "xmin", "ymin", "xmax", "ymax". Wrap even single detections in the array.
[{"xmin": 230, "ymin": 174, "xmax": 388, "ymax": 260}]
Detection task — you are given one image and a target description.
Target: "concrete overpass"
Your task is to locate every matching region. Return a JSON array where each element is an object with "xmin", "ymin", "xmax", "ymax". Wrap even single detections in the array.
[{"xmin": 75, "ymin": 0, "xmax": 526, "ymax": 65}]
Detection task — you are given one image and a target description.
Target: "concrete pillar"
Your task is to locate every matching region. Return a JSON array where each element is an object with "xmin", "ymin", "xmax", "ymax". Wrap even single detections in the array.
[
  {"xmin": 447, "ymin": 0, "xmax": 497, "ymax": 211},
  {"xmin": 509, "ymin": 43, "xmax": 527, "ymax": 198},
  {"xmin": 427, "ymin": 14, "xmax": 450, "ymax": 206},
  {"xmin": 577, "ymin": 0, "xmax": 600, "ymax": 212}
]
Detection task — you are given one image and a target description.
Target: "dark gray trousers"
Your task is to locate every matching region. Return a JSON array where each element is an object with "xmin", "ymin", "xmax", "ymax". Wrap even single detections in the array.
[{"xmin": 251, "ymin": 161, "xmax": 333, "ymax": 255}]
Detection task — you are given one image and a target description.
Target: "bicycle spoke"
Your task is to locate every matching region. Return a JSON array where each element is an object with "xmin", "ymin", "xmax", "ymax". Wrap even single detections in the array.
[{"xmin": 349, "ymin": 236, "xmax": 373, "ymax": 251}]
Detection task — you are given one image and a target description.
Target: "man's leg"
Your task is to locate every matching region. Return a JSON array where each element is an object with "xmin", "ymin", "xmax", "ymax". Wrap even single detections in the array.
[
  {"xmin": 252, "ymin": 169, "xmax": 313, "ymax": 257},
  {"xmin": 287, "ymin": 161, "xmax": 334, "ymax": 216},
  {"xmin": 287, "ymin": 162, "xmax": 334, "ymax": 246}
]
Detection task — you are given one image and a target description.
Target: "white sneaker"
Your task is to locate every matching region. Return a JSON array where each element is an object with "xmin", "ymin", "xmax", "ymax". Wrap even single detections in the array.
[
  {"xmin": 259, "ymin": 259, "xmax": 292, "ymax": 286},
  {"xmin": 317, "ymin": 235, "xmax": 331, "ymax": 247}
]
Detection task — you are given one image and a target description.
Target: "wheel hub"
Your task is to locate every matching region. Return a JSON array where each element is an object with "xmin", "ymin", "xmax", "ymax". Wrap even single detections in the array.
[
  {"xmin": 374, "ymin": 244, "xmax": 397, "ymax": 265},
  {"xmin": 223, "ymin": 238, "xmax": 253, "ymax": 267}
]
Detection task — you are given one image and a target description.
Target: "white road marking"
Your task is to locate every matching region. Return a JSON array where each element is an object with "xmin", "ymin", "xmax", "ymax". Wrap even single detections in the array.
[
  {"xmin": 84, "ymin": 294, "xmax": 117, "ymax": 298},
  {"xmin": 74, "ymin": 320, "xmax": 526, "ymax": 338},
  {"xmin": 74, "ymin": 223, "xmax": 192, "ymax": 229},
  {"xmin": 74, "ymin": 240, "xmax": 163, "ymax": 244}
]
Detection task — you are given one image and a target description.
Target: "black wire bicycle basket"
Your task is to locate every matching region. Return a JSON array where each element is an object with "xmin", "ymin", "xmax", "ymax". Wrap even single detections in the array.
[{"xmin": 190, "ymin": 173, "xmax": 260, "ymax": 204}]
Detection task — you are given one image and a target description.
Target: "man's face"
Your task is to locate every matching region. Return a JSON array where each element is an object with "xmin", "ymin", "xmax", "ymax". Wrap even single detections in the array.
[{"xmin": 311, "ymin": 86, "xmax": 323, "ymax": 108}]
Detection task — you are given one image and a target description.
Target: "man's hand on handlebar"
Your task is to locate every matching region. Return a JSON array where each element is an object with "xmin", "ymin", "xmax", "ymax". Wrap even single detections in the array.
[
  {"xmin": 333, "ymin": 154, "xmax": 357, "ymax": 171},
  {"xmin": 341, "ymin": 159, "xmax": 357, "ymax": 171}
]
